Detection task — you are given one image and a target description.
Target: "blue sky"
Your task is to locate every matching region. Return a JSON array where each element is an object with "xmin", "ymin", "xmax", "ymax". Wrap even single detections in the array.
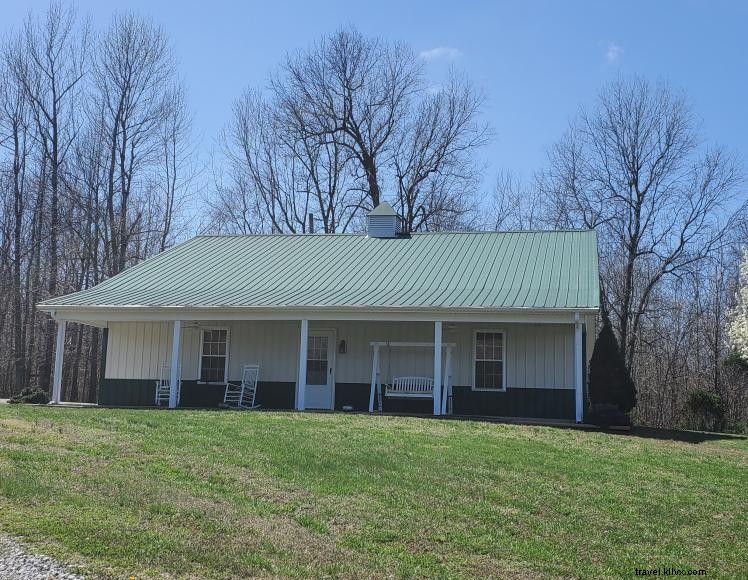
[{"xmin": 5, "ymin": 0, "xmax": 748, "ymax": 198}]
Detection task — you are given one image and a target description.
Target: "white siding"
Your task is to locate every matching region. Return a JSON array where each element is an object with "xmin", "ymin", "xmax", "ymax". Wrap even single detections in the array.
[
  {"xmin": 323, "ymin": 321, "xmax": 436, "ymax": 383},
  {"xmin": 105, "ymin": 319, "xmax": 580, "ymax": 389},
  {"xmin": 177, "ymin": 321, "xmax": 300, "ymax": 382},
  {"xmin": 105, "ymin": 322, "xmax": 173, "ymax": 379}
]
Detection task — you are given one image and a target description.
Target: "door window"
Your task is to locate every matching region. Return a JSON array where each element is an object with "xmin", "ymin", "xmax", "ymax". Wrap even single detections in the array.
[{"xmin": 306, "ymin": 335, "xmax": 329, "ymax": 385}]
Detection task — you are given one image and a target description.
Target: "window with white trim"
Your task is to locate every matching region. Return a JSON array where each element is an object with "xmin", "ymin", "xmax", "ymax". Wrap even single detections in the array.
[
  {"xmin": 199, "ymin": 328, "xmax": 228, "ymax": 383},
  {"xmin": 473, "ymin": 331, "xmax": 504, "ymax": 391}
]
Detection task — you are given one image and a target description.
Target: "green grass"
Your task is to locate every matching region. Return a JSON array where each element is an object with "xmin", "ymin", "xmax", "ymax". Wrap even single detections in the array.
[{"xmin": 0, "ymin": 407, "xmax": 746, "ymax": 578}]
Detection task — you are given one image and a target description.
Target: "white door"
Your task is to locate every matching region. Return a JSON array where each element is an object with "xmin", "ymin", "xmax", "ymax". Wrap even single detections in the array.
[{"xmin": 304, "ymin": 331, "xmax": 335, "ymax": 409}]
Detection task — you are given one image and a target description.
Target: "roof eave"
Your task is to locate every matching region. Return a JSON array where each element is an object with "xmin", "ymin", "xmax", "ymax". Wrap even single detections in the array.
[{"xmin": 39, "ymin": 303, "xmax": 599, "ymax": 327}]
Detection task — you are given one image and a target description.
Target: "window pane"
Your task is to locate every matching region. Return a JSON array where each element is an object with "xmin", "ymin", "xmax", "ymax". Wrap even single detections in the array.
[
  {"xmin": 306, "ymin": 359, "xmax": 327, "ymax": 385},
  {"xmin": 494, "ymin": 334, "xmax": 503, "ymax": 360},
  {"xmin": 200, "ymin": 356, "xmax": 226, "ymax": 382},
  {"xmin": 476, "ymin": 332, "xmax": 503, "ymax": 361},
  {"xmin": 475, "ymin": 360, "xmax": 503, "ymax": 389},
  {"xmin": 307, "ymin": 336, "xmax": 328, "ymax": 360}
]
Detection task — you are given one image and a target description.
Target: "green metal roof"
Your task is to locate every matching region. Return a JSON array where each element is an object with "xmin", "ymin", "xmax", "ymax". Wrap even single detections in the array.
[{"xmin": 39, "ymin": 230, "xmax": 600, "ymax": 311}]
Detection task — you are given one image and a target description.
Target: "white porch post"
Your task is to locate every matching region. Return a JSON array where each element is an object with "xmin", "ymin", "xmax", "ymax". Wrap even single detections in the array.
[
  {"xmin": 368, "ymin": 344, "xmax": 380, "ymax": 413},
  {"xmin": 574, "ymin": 314, "xmax": 584, "ymax": 423},
  {"xmin": 169, "ymin": 320, "xmax": 182, "ymax": 409},
  {"xmin": 433, "ymin": 321, "xmax": 442, "ymax": 416},
  {"xmin": 51, "ymin": 320, "xmax": 66, "ymax": 404},
  {"xmin": 296, "ymin": 319, "xmax": 308, "ymax": 411},
  {"xmin": 442, "ymin": 345, "xmax": 452, "ymax": 415}
]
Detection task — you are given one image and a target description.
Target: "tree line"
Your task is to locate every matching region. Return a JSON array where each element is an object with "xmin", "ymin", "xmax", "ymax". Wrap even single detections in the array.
[
  {"xmin": 0, "ymin": 4, "xmax": 193, "ymax": 401},
  {"xmin": 1, "ymin": 3, "xmax": 745, "ymax": 430}
]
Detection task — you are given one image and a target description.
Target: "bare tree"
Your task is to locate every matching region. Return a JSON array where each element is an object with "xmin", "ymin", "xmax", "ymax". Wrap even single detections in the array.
[
  {"xmin": 210, "ymin": 28, "xmax": 489, "ymax": 234},
  {"xmin": 0, "ymin": 3, "xmax": 195, "ymax": 402},
  {"xmin": 274, "ymin": 29, "xmax": 421, "ymax": 208},
  {"xmin": 393, "ymin": 72, "xmax": 489, "ymax": 232},
  {"xmin": 538, "ymin": 77, "xmax": 741, "ymax": 371},
  {"xmin": 156, "ymin": 85, "xmax": 194, "ymax": 251},
  {"xmin": 10, "ymin": 2, "xmax": 87, "ymax": 391},
  {"xmin": 283, "ymin": 123, "xmax": 360, "ymax": 233},
  {"xmin": 210, "ymin": 88, "xmax": 359, "ymax": 234},
  {"xmin": 0, "ymin": 40, "xmax": 32, "ymax": 391},
  {"xmin": 91, "ymin": 12, "xmax": 174, "ymax": 275},
  {"xmin": 489, "ymin": 170, "xmax": 546, "ymax": 231},
  {"xmin": 214, "ymin": 90, "xmax": 304, "ymax": 233}
]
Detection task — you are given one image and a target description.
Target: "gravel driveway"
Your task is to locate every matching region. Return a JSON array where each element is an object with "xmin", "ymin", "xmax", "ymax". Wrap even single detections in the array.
[{"xmin": 0, "ymin": 535, "xmax": 83, "ymax": 579}]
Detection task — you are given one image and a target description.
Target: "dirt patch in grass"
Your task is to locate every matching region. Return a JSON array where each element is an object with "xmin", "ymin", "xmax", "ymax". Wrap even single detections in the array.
[
  {"xmin": 218, "ymin": 465, "xmax": 314, "ymax": 507},
  {"xmin": 0, "ymin": 418, "xmax": 36, "ymax": 431},
  {"xmin": 463, "ymin": 554, "xmax": 549, "ymax": 579}
]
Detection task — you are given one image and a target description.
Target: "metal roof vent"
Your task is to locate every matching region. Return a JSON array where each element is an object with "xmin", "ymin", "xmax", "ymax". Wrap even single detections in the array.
[{"xmin": 367, "ymin": 202, "xmax": 401, "ymax": 238}]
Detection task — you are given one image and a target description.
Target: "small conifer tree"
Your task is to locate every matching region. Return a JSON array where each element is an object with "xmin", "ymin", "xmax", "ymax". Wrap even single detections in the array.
[{"xmin": 588, "ymin": 320, "xmax": 636, "ymax": 416}]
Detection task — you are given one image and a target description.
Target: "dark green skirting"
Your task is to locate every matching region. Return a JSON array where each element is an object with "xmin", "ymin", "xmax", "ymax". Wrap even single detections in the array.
[
  {"xmin": 333, "ymin": 383, "xmax": 575, "ymax": 419},
  {"xmin": 98, "ymin": 378, "xmax": 295, "ymax": 409},
  {"xmin": 98, "ymin": 379, "xmax": 575, "ymax": 420},
  {"xmin": 451, "ymin": 386, "xmax": 575, "ymax": 420}
]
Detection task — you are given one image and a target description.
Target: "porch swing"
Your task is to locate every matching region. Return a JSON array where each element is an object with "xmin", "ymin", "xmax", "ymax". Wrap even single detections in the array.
[{"xmin": 368, "ymin": 341, "xmax": 455, "ymax": 414}]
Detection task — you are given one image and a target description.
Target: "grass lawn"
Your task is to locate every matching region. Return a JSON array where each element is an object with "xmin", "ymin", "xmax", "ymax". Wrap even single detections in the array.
[{"xmin": 0, "ymin": 407, "xmax": 746, "ymax": 578}]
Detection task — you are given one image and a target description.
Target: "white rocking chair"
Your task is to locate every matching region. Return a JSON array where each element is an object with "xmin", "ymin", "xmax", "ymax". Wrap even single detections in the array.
[
  {"xmin": 155, "ymin": 363, "xmax": 181, "ymax": 407},
  {"xmin": 223, "ymin": 364, "xmax": 260, "ymax": 409}
]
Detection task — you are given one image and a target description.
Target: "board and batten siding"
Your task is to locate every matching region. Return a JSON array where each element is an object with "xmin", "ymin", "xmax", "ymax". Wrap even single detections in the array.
[
  {"xmin": 105, "ymin": 322, "xmax": 174, "ymax": 380},
  {"xmin": 184, "ymin": 320, "xmax": 300, "ymax": 382},
  {"xmin": 105, "ymin": 321, "xmax": 300, "ymax": 382},
  {"xmin": 105, "ymin": 319, "xmax": 587, "ymax": 390},
  {"xmin": 328, "ymin": 321, "xmax": 575, "ymax": 389}
]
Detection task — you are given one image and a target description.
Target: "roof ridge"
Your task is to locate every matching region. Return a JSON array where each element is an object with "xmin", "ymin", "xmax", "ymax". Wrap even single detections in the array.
[{"xmin": 192, "ymin": 229, "xmax": 595, "ymax": 239}]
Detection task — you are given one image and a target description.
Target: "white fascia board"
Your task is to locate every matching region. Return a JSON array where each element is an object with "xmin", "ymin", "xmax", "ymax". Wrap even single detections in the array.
[{"xmin": 42, "ymin": 305, "xmax": 598, "ymax": 325}]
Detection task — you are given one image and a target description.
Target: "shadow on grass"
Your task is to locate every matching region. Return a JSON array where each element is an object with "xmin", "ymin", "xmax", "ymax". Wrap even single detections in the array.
[{"xmin": 626, "ymin": 426, "xmax": 746, "ymax": 444}]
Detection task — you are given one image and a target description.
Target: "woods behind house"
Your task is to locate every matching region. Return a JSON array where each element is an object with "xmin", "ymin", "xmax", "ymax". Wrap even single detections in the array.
[{"xmin": 1, "ymin": 3, "xmax": 746, "ymax": 431}]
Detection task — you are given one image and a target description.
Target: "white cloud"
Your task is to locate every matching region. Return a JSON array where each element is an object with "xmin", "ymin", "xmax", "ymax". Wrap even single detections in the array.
[
  {"xmin": 605, "ymin": 43, "xmax": 624, "ymax": 63},
  {"xmin": 418, "ymin": 46, "xmax": 462, "ymax": 61}
]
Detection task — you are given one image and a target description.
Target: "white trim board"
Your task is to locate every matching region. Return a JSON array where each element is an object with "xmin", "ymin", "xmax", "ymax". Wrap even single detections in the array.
[{"xmin": 46, "ymin": 306, "xmax": 596, "ymax": 326}]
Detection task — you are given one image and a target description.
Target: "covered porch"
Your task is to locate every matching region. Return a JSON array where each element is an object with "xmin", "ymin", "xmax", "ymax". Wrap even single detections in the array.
[{"xmin": 48, "ymin": 309, "xmax": 592, "ymax": 422}]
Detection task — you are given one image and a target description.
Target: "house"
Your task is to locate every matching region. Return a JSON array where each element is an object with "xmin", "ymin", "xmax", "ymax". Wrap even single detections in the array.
[{"xmin": 38, "ymin": 203, "xmax": 600, "ymax": 422}]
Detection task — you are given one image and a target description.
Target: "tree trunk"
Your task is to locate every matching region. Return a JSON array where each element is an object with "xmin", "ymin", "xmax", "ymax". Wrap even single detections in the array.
[
  {"xmin": 39, "ymin": 105, "xmax": 60, "ymax": 394},
  {"xmin": 12, "ymin": 120, "xmax": 26, "ymax": 392}
]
